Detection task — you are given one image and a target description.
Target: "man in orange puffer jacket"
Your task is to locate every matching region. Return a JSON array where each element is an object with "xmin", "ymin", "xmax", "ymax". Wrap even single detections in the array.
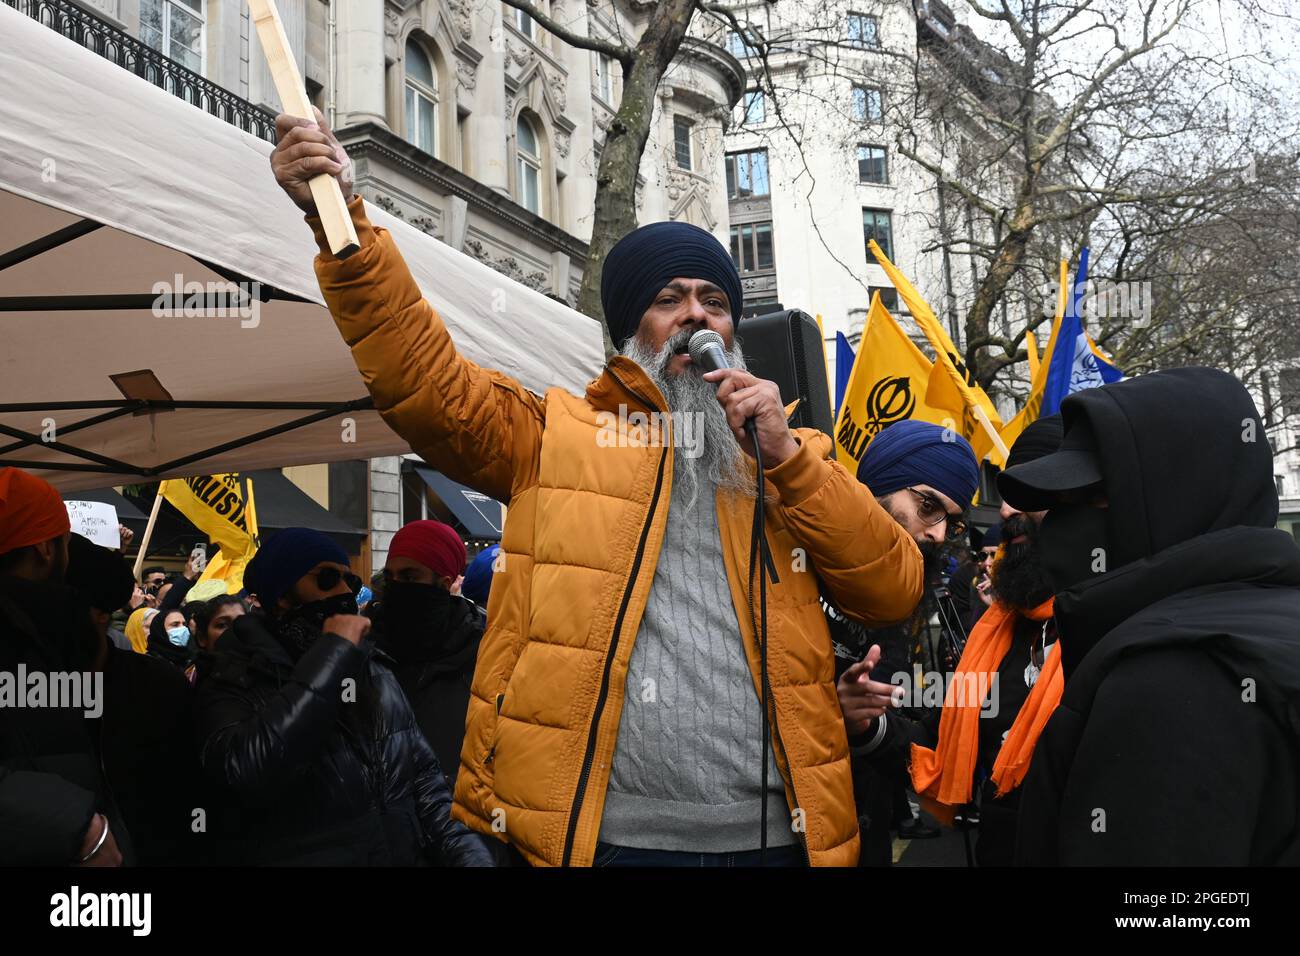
[{"xmin": 270, "ymin": 112, "xmax": 924, "ymax": 867}]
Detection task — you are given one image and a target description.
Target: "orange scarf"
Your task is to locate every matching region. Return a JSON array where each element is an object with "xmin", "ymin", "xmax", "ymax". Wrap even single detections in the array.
[{"xmin": 909, "ymin": 597, "xmax": 1061, "ymax": 820}]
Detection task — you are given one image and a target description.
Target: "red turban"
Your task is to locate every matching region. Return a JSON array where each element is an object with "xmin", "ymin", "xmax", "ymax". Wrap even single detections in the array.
[
  {"xmin": 0, "ymin": 467, "xmax": 71, "ymax": 555},
  {"xmin": 389, "ymin": 520, "xmax": 466, "ymax": 582}
]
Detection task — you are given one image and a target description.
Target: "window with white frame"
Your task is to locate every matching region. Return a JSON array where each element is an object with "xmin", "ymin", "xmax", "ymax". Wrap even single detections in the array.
[
  {"xmin": 862, "ymin": 208, "xmax": 894, "ymax": 259},
  {"xmin": 726, "ymin": 29, "xmax": 756, "ymax": 58},
  {"xmin": 726, "ymin": 149, "xmax": 770, "ymax": 199},
  {"xmin": 729, "ymin": 221, "xmax": 775, "ymax": 273},
  {"xmin": 404, "ymin": 39, "xmax": 438, "ymax": 157},
  {"xmin": 673, "ymin": 115, "xmax": 693, "ymax": 170},
  {"xmin": 846, "ymin": 12, "xmax": 880, "ymax": 49},
  {"xmin": 857, "ymin": 145, "xmax": 888, "ymax": 184},
  {"xmin": 852, "ymin": 84, "xmax": 884, "ymax": 122},
  {"xmin": 739, "ymin": 89, "xmax": 765, "ymax": 125},
  {"xmin": 141, "ymin": 0, "xmax": 204, "ymax": 72},
  {"xmin": 595, "ymin": 51, "xmax": 615, "ymax": 102},
  {"xmin": 516, "ymin": 115, "xmax": 542, "ymax": 214},
  {"xmin": 514, "ymin": 5, "xmax": 535, "ymax": 40}
]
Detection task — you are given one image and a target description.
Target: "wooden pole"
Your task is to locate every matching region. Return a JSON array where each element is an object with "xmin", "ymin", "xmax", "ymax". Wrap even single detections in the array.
[
  {"xmin": 972, "ymin": 404, "xmax": 1010, "ymax": 462},
  {"xmin": 133, "ymin": 486, "xmax": 165, "ymax": 580},
  {"xmin": 248, "ymin": 0, "xmax": 359, "ymax": 259}
]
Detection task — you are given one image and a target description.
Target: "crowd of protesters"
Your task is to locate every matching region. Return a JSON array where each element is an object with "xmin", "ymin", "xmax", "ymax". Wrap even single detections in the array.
[{"xmin": 1, "ymin": 109, "xmax": 1298, "ymax": 868}]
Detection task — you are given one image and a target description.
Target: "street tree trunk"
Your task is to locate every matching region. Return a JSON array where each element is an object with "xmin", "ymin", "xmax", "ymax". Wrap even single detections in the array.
[{"xmin": 574, "ymin": 0, "xmax": 699, "ymax": 359}]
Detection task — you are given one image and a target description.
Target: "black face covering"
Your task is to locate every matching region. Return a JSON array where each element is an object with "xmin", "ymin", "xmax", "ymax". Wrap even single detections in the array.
[
  {"xmin": 375, "ymin": 582, "xmax": 457, "ymax": 661},
  {"xmin": 274, "ymin": 591, "xmax": 359, "ymax": 658},
  {"xmin": 1039, "ymin": 504, "xmax": 1112, "ymax": 596},
  {"xmin": 992, "ymin": 514, "xmax": 1053, "ymax": 611}
]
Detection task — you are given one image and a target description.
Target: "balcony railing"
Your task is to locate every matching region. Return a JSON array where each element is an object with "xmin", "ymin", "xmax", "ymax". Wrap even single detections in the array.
[{"xmin": 5, "ymin": 0, "xmax": 277, "ymax": 142}]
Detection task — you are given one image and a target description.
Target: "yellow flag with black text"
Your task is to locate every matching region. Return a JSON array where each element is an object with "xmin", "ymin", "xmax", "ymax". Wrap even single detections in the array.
[
  {"xmin": 834, "ymin": 293, "xmax": 963, "ymax": 471},
  {"xmin": 160, "ymin": 474, "xmax": 260, "ymax": 593}
]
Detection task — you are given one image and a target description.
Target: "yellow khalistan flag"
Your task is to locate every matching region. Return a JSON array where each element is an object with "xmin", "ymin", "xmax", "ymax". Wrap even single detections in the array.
[
  {"xmin": 1000, "ymin": 259, "xmax": 1068, "ymax": 450},
  {"xmin": 160, "ymin": 474, "xmax": 260, "ymax": 593},
  {"xmin": 834, "ymin": 293, "xmax": 963, "ymax": 470},
  {"xmin": 868, "ymin": 240, "xmax": 1007, "ymax": 466}
]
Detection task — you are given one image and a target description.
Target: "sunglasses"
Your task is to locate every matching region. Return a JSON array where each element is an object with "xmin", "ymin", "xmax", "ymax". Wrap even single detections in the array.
[
  {"xmin": 906, "ymin": 487, "xmax": 968, "ymax": 539},
  {"xmin": 311, "ymin": 566, "xmax": 363, "ymax": 594}
]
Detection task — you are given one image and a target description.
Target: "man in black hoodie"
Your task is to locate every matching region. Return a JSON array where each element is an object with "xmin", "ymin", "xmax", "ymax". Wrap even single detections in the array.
[{"xmin": 999, "ymin": 367, "xmax": 1300, "ymax": 865}]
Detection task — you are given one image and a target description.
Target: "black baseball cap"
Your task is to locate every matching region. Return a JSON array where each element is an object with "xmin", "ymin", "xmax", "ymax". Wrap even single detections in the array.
[{"xmin": 997, "ymin": 417, "xmax": 1104, "ymax": 512}]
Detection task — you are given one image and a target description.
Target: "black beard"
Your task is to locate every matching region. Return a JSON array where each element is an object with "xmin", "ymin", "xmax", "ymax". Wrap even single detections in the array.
[
  {"xmin": 917, "ymin": 539, "xmax": 948, "ymax": 577},
  {"xmin": 991, "ymin": 514, "xmax": 1053, "ymax": 611}
]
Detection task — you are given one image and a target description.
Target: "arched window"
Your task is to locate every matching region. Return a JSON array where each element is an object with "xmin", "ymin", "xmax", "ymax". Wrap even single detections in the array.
[
  {"xmin": 516, "ymin": 115, "xmax": 542, "ymax": 214},
  {"xmin": 404, "ymin": 39, "xmax": 437, "ymax": 157}
]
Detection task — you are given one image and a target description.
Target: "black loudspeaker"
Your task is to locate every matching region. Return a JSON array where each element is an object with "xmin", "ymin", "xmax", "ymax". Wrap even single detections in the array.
[{"xmin": 738, "ymin": 309, "xmax": 835, "ymax": 438}]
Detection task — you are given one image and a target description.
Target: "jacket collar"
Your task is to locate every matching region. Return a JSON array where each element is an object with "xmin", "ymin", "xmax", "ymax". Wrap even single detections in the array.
[{"xmin": 585, "ymin": 356, "xmax": 667, "ymax": 415}]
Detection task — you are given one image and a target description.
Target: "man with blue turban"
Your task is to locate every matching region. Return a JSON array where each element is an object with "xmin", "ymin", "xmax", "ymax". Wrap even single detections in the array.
[
  {"xmin": 271, "ymin": 115, "xmax": 924, "ymax": 866},
  {"xmin": 829, "ymin": 419, "xmax": 979, "ymax": 862}
]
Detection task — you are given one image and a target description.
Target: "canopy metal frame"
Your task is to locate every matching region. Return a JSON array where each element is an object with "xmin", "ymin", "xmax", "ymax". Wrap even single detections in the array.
[{"xmin": 0, "ymin": 217, "xmax": 374, "ymax": 478}]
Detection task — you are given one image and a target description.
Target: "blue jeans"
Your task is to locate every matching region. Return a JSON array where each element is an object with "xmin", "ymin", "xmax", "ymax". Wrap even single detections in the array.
[{"xmin": 592, "ymin": 841, "xmax": 805, "ymax": 867}]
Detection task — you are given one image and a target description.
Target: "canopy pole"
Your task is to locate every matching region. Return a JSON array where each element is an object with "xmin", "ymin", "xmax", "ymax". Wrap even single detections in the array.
[{"xmin": 133, "ymin": 487, "xmax": 165, "ymax": 580}]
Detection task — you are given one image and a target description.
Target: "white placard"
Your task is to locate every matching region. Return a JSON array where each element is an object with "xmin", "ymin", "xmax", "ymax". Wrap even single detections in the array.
[{"xmin": 65, "ymin": 500, "xmax": 120, "ymax": 549}]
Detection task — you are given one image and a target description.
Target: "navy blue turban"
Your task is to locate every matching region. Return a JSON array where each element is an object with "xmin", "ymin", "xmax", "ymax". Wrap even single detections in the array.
[
  {"xmin": 244, "ymin": 527, "xmax": 350, "ymax": 609},
  {"xmin": 600, "ymin": 220, "xmax": 744, "ymax": 348},
  {"xmin": 856, "ymin": 419, "xmax": 980, "ymax": 510}
]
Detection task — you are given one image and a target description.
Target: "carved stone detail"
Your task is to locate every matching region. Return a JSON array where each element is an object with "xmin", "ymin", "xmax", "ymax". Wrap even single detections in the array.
[
  {"xmin": 456, "ymin": 57, "xmax": 478, "ymax": 92},
  {"xmin": 449, "ymin": 0, "xmax": 474, "ymax": 40},
  {"xmin": 544, "ymin": 65, "xmax": 568, "ymax": 112},
  {"xmin": 464, "ymin": 238, "xmax": 549, "ymax": 292},
  {"xmin": 373, "ymin": 194, "xmax": 405, "ymax": 221},
  {"xmin": 409, "ymin": 215, "xmax": 438, "ymax": 236}
]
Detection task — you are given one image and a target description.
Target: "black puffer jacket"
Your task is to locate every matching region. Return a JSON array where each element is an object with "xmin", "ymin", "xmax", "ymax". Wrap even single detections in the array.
[
  {"xmin": 370, "ymin": 592, "xmax": 484, "ymax": 790},
  {"xmin": 196, "ymin": 612, "xmax": 494, "ymax": 866}
]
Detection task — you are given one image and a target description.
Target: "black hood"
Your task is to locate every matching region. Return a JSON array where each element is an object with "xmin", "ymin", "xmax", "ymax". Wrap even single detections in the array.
[
  {"xmin": 1063, "ymin": 366, "xmax": 1276, "ymax": 568},
  {"xmin": 1046, "ymin": 367, "xmax": 1285, "ymax": 673}
]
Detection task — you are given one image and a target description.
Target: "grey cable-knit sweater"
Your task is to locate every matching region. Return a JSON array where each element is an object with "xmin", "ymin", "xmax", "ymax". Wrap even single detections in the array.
[{"xmin": 597, "ymin": 475, "xmax": 794, "ymax": 852}]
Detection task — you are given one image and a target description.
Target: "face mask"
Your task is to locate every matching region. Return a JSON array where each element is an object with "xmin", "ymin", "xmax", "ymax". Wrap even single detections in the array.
[
  {"xmin": 1038, "ymin": 504, "xmax": 1112, "ymax": 595},
  {"xmin": 167, "ymin": 625, "xmax": 191, "ymax": 647},
  {"xmin": 378, "ymin": 582, "xmax": 456, "ymax": 659},
  {"xmin": 275, "ymin": 591, "xmax": 359, "ymax": 658}
]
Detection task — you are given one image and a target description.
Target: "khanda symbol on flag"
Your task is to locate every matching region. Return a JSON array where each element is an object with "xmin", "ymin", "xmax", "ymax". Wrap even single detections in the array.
[{"xmin": 834, "ymin": 245, "xmax": 1010, "ymax": 472}]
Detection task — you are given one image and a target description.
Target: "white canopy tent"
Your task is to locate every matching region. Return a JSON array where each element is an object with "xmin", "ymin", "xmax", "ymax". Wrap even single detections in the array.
[{"xmin": 0, "ymin": 4, "xmax": 603, "ymax": 492}]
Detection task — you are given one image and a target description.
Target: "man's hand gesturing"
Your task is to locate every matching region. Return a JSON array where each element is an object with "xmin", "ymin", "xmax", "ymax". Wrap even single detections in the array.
[
  {"xmin": 270, "ymin": 107, "xmax": 354, "ymax": 216},
  {"xmin": 837, "ymin": 644, "xmax": 904, "ymax": 737}
]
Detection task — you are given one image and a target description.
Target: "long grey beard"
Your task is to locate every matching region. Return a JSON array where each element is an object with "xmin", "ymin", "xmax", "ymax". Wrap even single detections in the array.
[{"xmin": 621, "ymin": 329, "xmax": 755, "ymax": 509}]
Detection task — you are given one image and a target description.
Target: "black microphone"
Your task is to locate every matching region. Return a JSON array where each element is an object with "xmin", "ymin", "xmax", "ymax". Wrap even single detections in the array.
[{"xmin": 687, "ymin": 330, "xmax": 757, "ymax": 442}]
